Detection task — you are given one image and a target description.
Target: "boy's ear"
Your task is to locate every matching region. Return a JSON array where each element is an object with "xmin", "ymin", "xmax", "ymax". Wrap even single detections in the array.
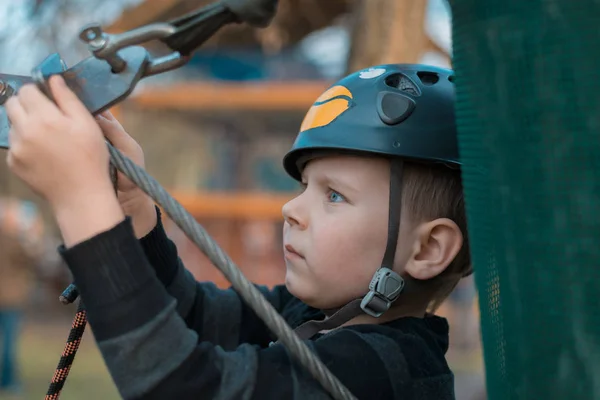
[{"xmin": 404, "ymin": 218, "xmax": 463, "ymax": 280}]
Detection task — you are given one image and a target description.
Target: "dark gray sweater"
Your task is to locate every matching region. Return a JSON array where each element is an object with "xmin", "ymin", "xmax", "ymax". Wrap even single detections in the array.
[{"xmin": 59, "ymin": 210, "xmax": 455, "ymax": 399}]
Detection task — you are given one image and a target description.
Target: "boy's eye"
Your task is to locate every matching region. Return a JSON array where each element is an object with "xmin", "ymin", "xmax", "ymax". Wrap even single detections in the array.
[{"xmin": 328, "ymin": 190, "xmax": 346, "ymax": 203}]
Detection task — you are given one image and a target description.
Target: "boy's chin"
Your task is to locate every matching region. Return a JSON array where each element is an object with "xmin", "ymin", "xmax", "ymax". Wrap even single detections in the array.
[
  {"xmin": 284, "ymin": 275, "xmax": 316, "ymax": 305},
  {"xmin": 284, "ymin": 274, "xmax": 303, "ymax": 299},
  {"xmin": 284, "ymin": 272, "xmax": 356, "ymax": 310},
  {"xmin": 284, "ymin": 279, "xmax": 339, "ymax": 310}
]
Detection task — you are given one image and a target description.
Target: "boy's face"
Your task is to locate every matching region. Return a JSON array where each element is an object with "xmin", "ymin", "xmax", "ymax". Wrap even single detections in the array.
[{"xmin": 282, "ymin": 155, "xmax": 415, "ymax": 309}]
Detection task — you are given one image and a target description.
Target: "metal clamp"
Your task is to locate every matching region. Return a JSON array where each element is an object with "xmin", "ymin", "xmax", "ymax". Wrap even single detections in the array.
[
  {"xmin": 79, "ymin": 23, "xmax": 190, "ymax": 77},
  {"xmin": 0, "ymin": 80, "xmax": 15, "ymax": 106},
  {"xmin": 0, "ymin": 74, "xmax": 37, "ymax": 149},
  {"xmin": 31, "ymin": 53, "xmax": 68, "ymax": 103}
]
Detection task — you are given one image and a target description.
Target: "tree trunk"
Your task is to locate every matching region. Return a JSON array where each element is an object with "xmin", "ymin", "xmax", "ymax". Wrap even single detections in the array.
[{"xmin": 346, "ymin": 0, "xmax": 446, "ymax": 73}]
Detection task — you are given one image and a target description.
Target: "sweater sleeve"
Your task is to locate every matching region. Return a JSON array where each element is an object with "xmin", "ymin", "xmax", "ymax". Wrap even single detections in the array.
[{"xmin": 136, "ymin": 208, "xmax": 293, "ymax": 348}]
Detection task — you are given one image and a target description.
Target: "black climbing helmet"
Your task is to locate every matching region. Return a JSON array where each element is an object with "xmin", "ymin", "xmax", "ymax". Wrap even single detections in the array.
[
  {"xmin": 280, "ymin": 64, "xmax": 461, "ymax": 324},
  {"xmin": 283, "ymin": 63, "xmax": 459, "ymax": 180}
]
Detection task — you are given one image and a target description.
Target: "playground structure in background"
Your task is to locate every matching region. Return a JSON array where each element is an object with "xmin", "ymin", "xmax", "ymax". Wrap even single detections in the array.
[{"xmin": 103, "ymin": 0, "xmax": 455, "ymax": 307}]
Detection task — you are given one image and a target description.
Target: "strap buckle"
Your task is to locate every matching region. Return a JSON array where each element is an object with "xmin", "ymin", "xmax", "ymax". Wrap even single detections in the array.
[{"xmin": 360, "ymin": 267, "xmax": 404, "ymax": 317}]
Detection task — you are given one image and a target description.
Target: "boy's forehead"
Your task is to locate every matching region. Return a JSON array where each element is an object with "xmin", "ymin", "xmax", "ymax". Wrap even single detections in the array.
[{"xmin": 302, "ymin": 155, "xmax": 390, "ymax": 186}]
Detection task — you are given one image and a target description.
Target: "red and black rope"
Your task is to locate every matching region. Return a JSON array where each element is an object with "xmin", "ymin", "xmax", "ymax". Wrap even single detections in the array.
[{"xmin": 45, "ymin": 287, "xmax": 87, "ymax": 400}]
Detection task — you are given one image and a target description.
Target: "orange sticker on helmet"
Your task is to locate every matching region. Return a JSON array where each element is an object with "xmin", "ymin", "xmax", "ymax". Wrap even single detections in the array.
[{"xmin": 300, "ymin": 85, "xmax": 353, "ymax": 133}]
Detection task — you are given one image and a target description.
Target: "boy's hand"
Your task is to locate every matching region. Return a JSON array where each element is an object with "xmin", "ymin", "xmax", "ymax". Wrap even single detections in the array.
[
  {"xmin": 96, "ymin": 111, "xmax": 157, "ymax": 238},
  {"xmin": 5, "ymin": 75, "xmax": 113, "ymax": 212}
]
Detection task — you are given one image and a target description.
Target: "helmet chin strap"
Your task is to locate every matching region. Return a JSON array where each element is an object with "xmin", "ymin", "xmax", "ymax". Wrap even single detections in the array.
[
  {"xmin": 360, "ymin": 159, "xmax": 405, "ymax": 317},
  {"xmin": 280, "ymin": 160, "xmax": 406, "ymax": 343}
]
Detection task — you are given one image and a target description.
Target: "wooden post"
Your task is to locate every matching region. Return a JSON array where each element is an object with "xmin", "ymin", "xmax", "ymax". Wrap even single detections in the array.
[{"xmin": 346, "ymin": 0, "xmax": 448, "ymax": 73}]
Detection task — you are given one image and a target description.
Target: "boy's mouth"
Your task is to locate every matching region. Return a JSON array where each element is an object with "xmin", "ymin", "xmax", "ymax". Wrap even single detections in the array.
[{"xmin": 284, "ymin": 244, "xmax": 304, "ymax": 259}]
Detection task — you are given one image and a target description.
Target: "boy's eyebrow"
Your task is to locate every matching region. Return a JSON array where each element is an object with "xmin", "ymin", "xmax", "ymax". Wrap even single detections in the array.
[
  {"xmin": 301, "ymin": 172, "xmax": 360, "ymax": 194},
  {"xmin": 320, "ymin": 175, "xmax": 359, "ymax": 194}
]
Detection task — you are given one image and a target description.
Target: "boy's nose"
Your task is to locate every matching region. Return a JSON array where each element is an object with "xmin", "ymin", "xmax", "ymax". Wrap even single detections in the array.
[{"xmin": 282, "ymin": 195, "xmax": 307, "ymax": 229}]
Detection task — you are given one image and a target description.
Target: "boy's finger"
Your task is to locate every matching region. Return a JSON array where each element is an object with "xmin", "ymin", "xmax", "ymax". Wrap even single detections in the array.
[
  {"xmin": 16, "ymin": 84, "xmax": 58, "ymax": 115},
  {"xmin": 4, "ymin": 97, "xmax": 28, "ymax": 128},
  {"xmin": 96, "ymin": 112, "xmax": 123, "ymax": 131},
  {"xmin": 96, "ymin": 115, "xmax": 130, "ymax": 146},
  {"xmin": 49, "ymin": 75, "xmax": 89, "ymax": 118},
  {"xmin": 99, "ymin": 110, "xmax": 116, "ymax": 121}
]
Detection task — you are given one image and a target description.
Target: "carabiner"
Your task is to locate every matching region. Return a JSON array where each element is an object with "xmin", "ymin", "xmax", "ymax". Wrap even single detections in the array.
[{"xmin": 78, "ymin": 23, "xmax": 190, "ymax": 78}]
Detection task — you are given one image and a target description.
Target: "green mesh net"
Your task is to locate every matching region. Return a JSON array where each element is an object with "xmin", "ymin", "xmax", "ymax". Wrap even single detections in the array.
[{"xmin": 451, "ymin": 1, "xmax": 600, "ymax": 399}]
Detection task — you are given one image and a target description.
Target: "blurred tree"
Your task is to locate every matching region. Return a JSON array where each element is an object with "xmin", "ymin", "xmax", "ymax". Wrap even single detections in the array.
[{"xmin": 346, "ymin": 0, "xmax": 449, "ymax": 72}]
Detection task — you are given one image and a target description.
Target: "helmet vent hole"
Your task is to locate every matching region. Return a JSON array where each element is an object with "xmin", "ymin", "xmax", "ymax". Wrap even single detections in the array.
[
  {"xmin": 417, "ymin": 71, "xmax": 439, "ymax": 85},
  {"xmin": 384, "ymin": 73, "xmax": 420, "ymax": 96},
  {"xmin": 448, "ymin": 75, "xmax": 455, "ymax": 83}
]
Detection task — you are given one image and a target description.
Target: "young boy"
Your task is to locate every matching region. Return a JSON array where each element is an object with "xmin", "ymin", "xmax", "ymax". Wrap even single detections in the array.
[{"xmin": 5, "ymin": 63, "xmax": 471, "ymax": 399}]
